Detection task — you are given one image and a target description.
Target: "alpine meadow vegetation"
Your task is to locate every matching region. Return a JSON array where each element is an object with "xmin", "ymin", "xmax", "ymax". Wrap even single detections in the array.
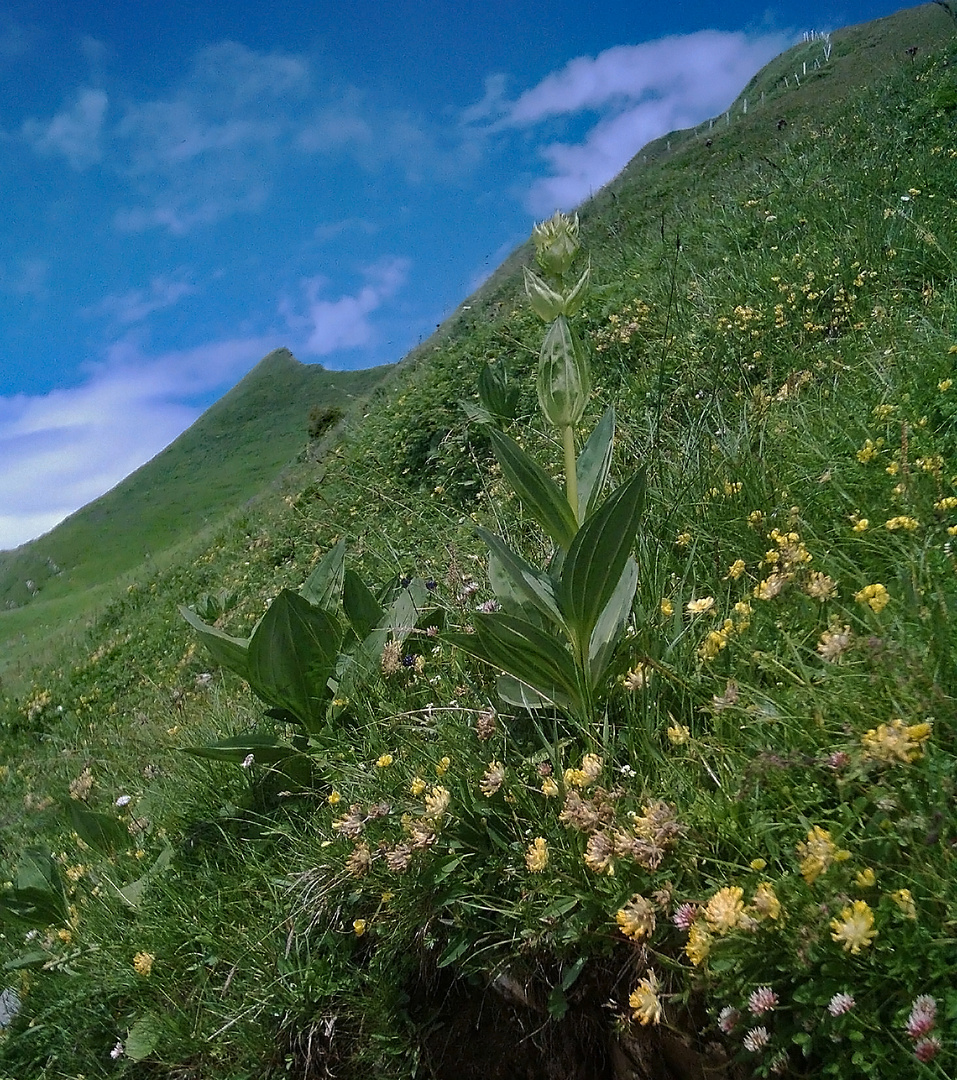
[{"xmin": 1, "ymin": 6, "xmax": 956, "ymax": 1079}]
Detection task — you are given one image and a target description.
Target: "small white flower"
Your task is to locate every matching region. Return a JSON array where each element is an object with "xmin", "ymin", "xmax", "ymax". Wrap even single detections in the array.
[
  {"xmin": 828, "ymin": 992, "xmax": 855, "ymax": 1016},
  {"xmin": 114, "ymin": 795, "xmax": 132, "ymax": 808},
  {"xmin": 241, "ymin": 754, "xmax": 255, "ymax": 769},
  {"xmin": 110, "ymin": 1040, "xmax": 124, "ymax": 1059},
  {"xmin": 743, "ymin": 1026, "xmax": 771, "ymax": 1052}
]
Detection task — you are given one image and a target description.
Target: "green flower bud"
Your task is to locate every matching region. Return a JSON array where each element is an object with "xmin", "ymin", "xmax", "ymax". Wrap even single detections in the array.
[
  {"xmin": 537, "ymin": 315, "xmax": 590, "ymax": 430},
  {"xmin": 532, "ymin": 212, "xmax": 581, "ymax": 280},
  {"xmin": 523, "ymin": 267, "xmax": 566, "ymax": 322}
]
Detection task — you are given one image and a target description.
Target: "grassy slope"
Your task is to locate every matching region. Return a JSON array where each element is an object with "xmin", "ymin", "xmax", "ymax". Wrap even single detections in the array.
[
  {"xmin": 0, "ymin": 5, "xmax": 955, "ymax": 1077},
  {"xmin": 0, "ymin": 350, "xmax": 390, "ymax": 685}
]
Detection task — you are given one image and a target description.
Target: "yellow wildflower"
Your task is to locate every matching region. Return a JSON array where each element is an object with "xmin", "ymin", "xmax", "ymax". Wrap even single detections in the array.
[
  {"xmin": 525, "ymin": 837, "xmax": 548, "ymax": 872},
  {"xmin": 805, "ymin": 572, "xmax": 837, "ymax": 601},
  {"xmin": 667, "ymin": 725, "xmax": 690, "ymax": 745},
  {"xmin": 435, "ymin": 756, "xmax": 451, "ymax": 776},
  {"xmin": 797, "ymin": 826, "xmax": 850, "ymax": 885},
  {"xmin": 423, "ymin": 786, "xmax": 450, "ymax": 821},
  {"xmin": 933, "ymin": 496, "xmax": 957, "ymax": 511},
  {"xmin": 352, "ymin": 919, "xmax": 367, "ymax": 936},
  {"xmin": 830, "ymin": 900, "xmax": 877, "ymax": 954},
  {"xmin": 616, "ymin": 894, "xmax": 656, "ymax": 941},
  {"xmin": 855, "ymin": 868, "xmax": 876, "ymax": 888},
  {"xmin": 891, "ymin": 888, "xmax": 917, "ymax": 919},
  {"xmin": 133, "ymin": 951, "xmax": 155, "ymax": 977},
  {"xmin": 753, "ymin": 574, "xmax": 786, "ymax": 600},
  {"xmin": 861, "ymin": 718, "xmax": 932, "ymax": 764},
  {"xmin": 685, "ymin": 922, "xmax": 712, "ymax": 966},
  {"xmin": 629, "ymin": 972, "xmax": 662, "ymax": 1025},
  {"xmin": 726, "ymin": 559, "xmax": 746, "ymax": 580},
  {"xmin": 750, "ymin": 858, "xmax": 767, "ymax": 871},
  {"xmin": 376, "ymin": 753, "xmax": 394, "ymax": 768},
  {"xmin": 752, "ymin": 882, "xmax": 781, "ymax": 922},
  {"xmin": 686, "ymin": 596, "xmax": 715, "ymax": 615},
  {"xmin": 854, "ymin": 583, "xmax": 889, "ymax": 613},
  {"xmin": 851, "ymin": 518, "xmax": 869, "ymax": 532},
  {"xmin": 327, "ymin": 790, "xmax": 342, "ymax": 805},
  {"xmin": 885, "ymin": 516, "xmax": 919, "ymax": 531},
  {"xmin": 410, "ymin": 777, "xmax": 426, "ymax": 796},
  {"xmin": 703, "ymin": 886, "xmax": 746, "ymax": 934},
  {"xmin": 699, "ymin": 629, "xmax": 729, "ymax": 661},
  {"xmin": 939, "ymin": 379, "xmax": 952, "ymax": 392},
  {"xmin": 541, "ymin": 777, "xmax": 559, "ymax": 798},
  {"xmin": 660, "ymin": 598, "xmax": 674, "ymax": 617}
]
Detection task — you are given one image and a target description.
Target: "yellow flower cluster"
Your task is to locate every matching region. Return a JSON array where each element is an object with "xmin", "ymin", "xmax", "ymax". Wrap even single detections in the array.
[
  {"xmin": 525, "ymin": 837, "xmax": 548, "ymax": 872},
  {"xmin": 796, "ymin": 826, "xmax": 850, "ymax": 885},
  {"xmin": 133, "ymin": 951, "xmax": 155, "ymax": 977},
  {"xmin": 885, "ymin": 516, "xmax": 919, "ymax": 531},
  {"xmin": 861, "ymin": 718, "xmax": 932, "ymax": 764},
  {"xmin": 616, "ymin": 894, "xmax": 656, "ymax": 941},
  {"xmin": 629, "ymin": 972, "xmax": 662, "ymax": 1025},
  {"xmin": 854, "ymin": 583, "xmax": 889, "ymax": 613},
  {"xmin": 830, "ymin": 900, "xmax": 877, "ymax": 954},
  {"xmin": 563, "ymin": 753, "xmax": 602, "ymax": 788},
  {"xmin": 703, "ymin": 886, "xmax": 746, "ymax": 934}
]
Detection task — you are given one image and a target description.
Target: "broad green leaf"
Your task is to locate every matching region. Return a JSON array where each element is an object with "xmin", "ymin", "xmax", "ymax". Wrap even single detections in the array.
[
  {"xmin": 587, "ymin": 556, "xmax": 638, "ymax": 684},
  {"xmin": 63, "ymin": 801, "xmax": 129, "ymax": 854},
  {"xmin": 477, "ymin": 361, "xmax": 520, "ymax": 422},
  {"xmin": 477, "ymin": 527, "xmax": 563, "ymax": 627},
  {"xmin": 576, "ymin": 406, "xmax": 615, "ymax": 521},
  {"xmin": 299, "ymin": 538, "xmax": 346, "ymax": 609},
  {"xmin": 180, "ymin": 733, "xmax": 303, "ymax": 766},
  {"xmin": 447, "ymin": 613, "xmax": 581, "ymax": 710},
  {"xmin": 487, "ymin": 428, "xmax": 578, "ymax": 550},
  {"xmin": 496, "ymin": 675, "xmax": 571, "ymax": 712},
  {"xmin": 342, "ymin": 567, "xmax": 384, "ymax": 639},
  {"xmin": 547, "ymin": 986, "xmax": 569, "ymax": 1020},
  {"xmin": 488, "ymin": 552, "xmax": 538, "ymax": 621},
  {"xmin": 559, "ymin": 469, "xmax": 646, "ymax": 656},
  {"xmin": 179, "ymin": 605, "xmax": 250, "ymax": 681},
  {"xmin": 248, "ymin": 589, "xmax": 342, "ymax": 733},
  {"xmin": 0, "ymin": 849, "xmax": 67, "ymax": 930},
  {"xmin": 114, "ymin": 843, "xmax": 174, "ymax": 909},
  {"xmin": 125, "ymin": 1015, "xmax": 161, "ymax": 1062}
]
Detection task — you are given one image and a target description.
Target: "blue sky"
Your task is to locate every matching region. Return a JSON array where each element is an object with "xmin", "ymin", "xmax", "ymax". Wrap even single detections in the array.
[{"xmin": 0, "ymin": 0, "xmax": 913, "ymax": 550}]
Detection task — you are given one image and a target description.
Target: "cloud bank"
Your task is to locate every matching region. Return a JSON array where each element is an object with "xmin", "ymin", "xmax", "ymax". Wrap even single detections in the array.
[
  {"xmin": 485, "ymin": 29, "xmax": 793, "ymax": 212},
  {"xmin": 0, "ymin": 261, "xmax": 407, "ymax": 550}
]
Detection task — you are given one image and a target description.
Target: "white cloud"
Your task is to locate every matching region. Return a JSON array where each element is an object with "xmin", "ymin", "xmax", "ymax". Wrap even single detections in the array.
[
  {"xmin": 284, "ymin": 258, "xmax": 409, "ymax": 356},
  {"xmin": 22, "ymin": 87, "xmax": 108, "ymax": 169},
  {"xmin": 80, "ymin": 276, "xmax": 196, "ymax": 325},
  {"xmin": 0, "ymin": 334, "xmax": 274, "ymax": 550},
  {"xmin": 483, "ymin": 30, "xmax": 792, "ymax": 213}
]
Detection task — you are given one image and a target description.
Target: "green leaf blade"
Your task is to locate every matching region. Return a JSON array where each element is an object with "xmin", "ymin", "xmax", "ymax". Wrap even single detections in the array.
[
  {"xmin": 247, "ymin": 590, "xmax": 343, "ymax": 733},
  {"xmin": 487, "ymin": 428, "xmax": 578, "ymax": 549},
  {"xmin": 179, "ymin": 605, "xmax": 250, "ymax": 681},
  {"xmin": 559, "ymin": 470, "xmax": 646, "ymax": 654}
]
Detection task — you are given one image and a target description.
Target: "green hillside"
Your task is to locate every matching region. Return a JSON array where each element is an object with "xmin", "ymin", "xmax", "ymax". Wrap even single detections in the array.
[
  {"xmin": 0, "ymin": 350, "xmax": 390, "ymax": 683},
  {"xmin": 0, "ymin": 5, "xmax": 956, "ymax": 1079}
]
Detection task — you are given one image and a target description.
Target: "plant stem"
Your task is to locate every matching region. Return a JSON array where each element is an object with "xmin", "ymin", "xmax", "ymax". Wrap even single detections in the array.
[{"xmin": 562, "ymin": 424, "xmax": 579, "ymax": 523}]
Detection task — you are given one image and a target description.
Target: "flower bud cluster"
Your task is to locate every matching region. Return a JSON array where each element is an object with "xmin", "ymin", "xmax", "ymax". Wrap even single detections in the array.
[{"xmin": 526, "ymin": 212, "xmax": 592, "ymax": 432}]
